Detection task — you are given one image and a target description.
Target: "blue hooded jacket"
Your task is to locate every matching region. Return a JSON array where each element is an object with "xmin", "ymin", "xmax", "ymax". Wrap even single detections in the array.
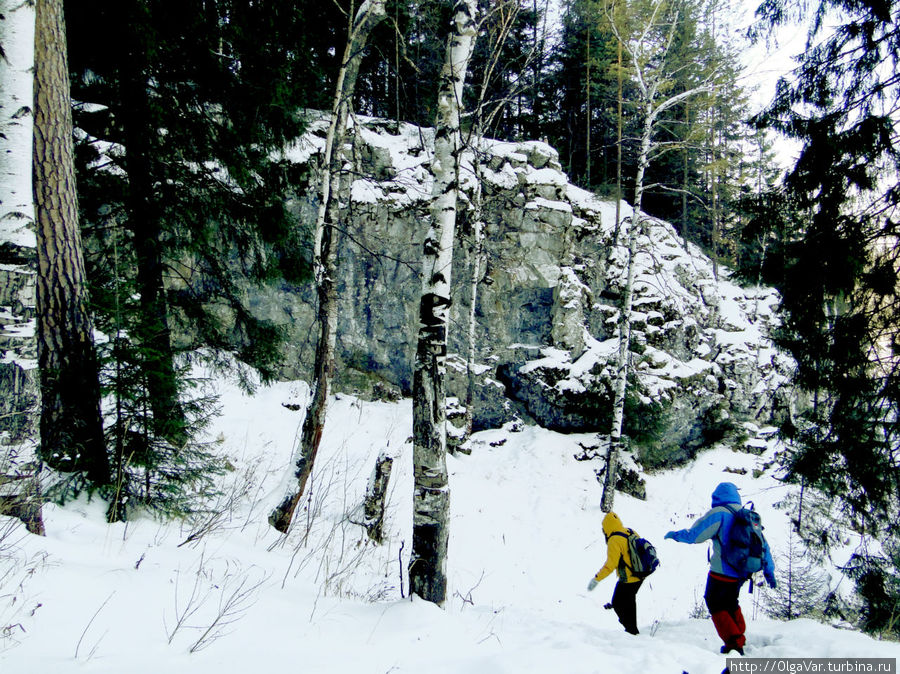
[{"xmin": 665, "ymin": 482, "xmax": 775, "ymax": 582}]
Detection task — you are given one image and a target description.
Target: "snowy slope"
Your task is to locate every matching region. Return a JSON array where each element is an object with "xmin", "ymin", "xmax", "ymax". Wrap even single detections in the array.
[{"xmin": 2, "ymin": 373, "xmax": 898, "ymax": 674}]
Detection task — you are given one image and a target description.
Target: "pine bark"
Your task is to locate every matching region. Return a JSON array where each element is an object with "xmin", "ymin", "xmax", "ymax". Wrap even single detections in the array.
[
  {"xmin": 269, "ymin": 0, "xmax": 387, "ymax": 534},
  {"xmin": 33, "ymin": 0, "xmax": 108, "ymax": 486},
  {"xmin": 410, "ymin": 0, "xmax": 478, "ymax": 605}
]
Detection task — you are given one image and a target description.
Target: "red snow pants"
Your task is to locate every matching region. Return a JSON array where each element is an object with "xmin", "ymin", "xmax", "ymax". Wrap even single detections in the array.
[{"xmin": 704, "ymin": 572, "xmax": 746, "ymax": 651}]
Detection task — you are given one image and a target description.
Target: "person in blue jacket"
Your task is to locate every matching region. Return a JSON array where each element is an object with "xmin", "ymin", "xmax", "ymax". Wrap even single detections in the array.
[{"xmin": 664, "ymin": 482, "xmax": 776, "ymax": 655}]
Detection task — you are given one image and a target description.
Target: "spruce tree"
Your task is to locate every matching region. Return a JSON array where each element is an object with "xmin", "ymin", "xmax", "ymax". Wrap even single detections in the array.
[
  {"xmin": 753, "ymin": 0, "xmax": 900, "ymax": 635},
  {"xmin": 754, "ymin": 0, "xmax": 900, "ymax": 530},
  {"xmin": 465, "ymin": 0, "xmax": 549, "ymax": 140},
  {"xmin": 548, "ymin": 0, "xmax": 621, "ymax": 186},
  {"xmin": 358, "ymin": 1, "xmax": 451, "ymax": 128},
  {"xmin": 64, "ymin": 0, "xmax": 314, "ymax": 508}
]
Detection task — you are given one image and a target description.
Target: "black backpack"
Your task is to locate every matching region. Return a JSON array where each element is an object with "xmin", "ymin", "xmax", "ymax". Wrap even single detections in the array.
[
  {"xmin": 612, "ymin": 529, "xmax": 660, "ymax": 579},
  {"xmin": 720, "ymin": 503, "xmax": 766, "ymax": 578}
]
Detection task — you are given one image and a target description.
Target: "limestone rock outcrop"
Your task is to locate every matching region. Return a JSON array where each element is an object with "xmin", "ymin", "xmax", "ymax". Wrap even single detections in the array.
[{"xmin": 245, "ymin": 115, "xmax": 792, "ymax": 463}]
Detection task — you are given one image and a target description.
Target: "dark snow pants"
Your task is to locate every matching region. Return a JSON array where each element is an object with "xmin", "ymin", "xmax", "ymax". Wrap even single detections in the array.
[
  {"xmin": 705, "ymin": 572, "xmax": 746, "ymax": 651},
  {"xmin": 612, "ymin": 579, "xmax": 643, "ymax": 635}
]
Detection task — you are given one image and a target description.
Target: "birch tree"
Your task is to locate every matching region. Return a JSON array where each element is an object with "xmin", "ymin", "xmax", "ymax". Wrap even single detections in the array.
[
  {"xmin": 601, "ymin": 0, "xmax": 712, "ymax": 511},
  {"xmin": 269, "ymin": 0, "xmax": 387, "ymax": 534},
  {"xmin": 0, "ymin": 0, "xmax": 44, "ymax": 534},
  {"xmin": 462, "ymin": 0, "xmax": 531, "ymax": 442},
  {"xmin": 458, "ymin": 0, "xmax": 558, "ymax": 443},
  {"xmin": 32, "ymin": 0, "xmax": 109, "ymax": 489},
  {"xmin": 409, "ymin": 0, "xmax": 478, "ymax": 605}
]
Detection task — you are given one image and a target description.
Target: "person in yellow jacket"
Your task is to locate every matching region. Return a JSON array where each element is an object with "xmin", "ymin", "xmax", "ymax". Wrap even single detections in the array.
[{"xmin": 586, "ymin": 511, "xmax": 643, "ymax": 635}]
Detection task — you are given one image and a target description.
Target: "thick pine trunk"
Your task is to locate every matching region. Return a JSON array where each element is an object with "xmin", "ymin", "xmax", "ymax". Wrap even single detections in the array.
[
  {"xmin": 33, "ymin": 0, "xmax": 108, "ymax": 487},
  {"xmin": 409, "ymin": 0, "xmax": 478, "ymax": 605},
  {"xmin": 269, "ymin": 0, "xmax": 387, "ymax": 534}
]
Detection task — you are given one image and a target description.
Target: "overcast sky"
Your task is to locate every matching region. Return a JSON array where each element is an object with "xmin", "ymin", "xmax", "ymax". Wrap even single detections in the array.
[{"xmin": 735, "ymin": 0, "xmax": 808, "ymax": 114}]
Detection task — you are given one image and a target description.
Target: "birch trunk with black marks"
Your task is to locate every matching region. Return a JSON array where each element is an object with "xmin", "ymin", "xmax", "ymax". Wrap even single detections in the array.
[
  {"xmin": 601, "ymin": 106, "xmax": 651, "ymax": 513},
  {"xmin": 601, "ymin": 7, "xmax": 710, "ymax": 512},
  {"xmin": 269, "ymin": 0, "xmax": 387, "ymax": 534},
  {"xmin": 32, "ymin": 0, "xmax": 109, "ymax": 491},
  {"xmin": 0, "ymin": 0, "xmax": 43, "ymax": 534},
  {"xmin": 409, "ymin": 0, "xmax": 478, "ymax": 605},
  {"xmin": 462, "ymin": 161, "xmax": 484, "ymax": 443}
]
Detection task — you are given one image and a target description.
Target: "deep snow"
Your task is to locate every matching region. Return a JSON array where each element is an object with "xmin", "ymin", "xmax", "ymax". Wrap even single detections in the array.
[
  {"xmin": 1, "ymin": 372, "xmax": 898, "ymax": 674},
  {"xmin": 3, "ymin": 0, "xmax": 894, "ymax": 668}
]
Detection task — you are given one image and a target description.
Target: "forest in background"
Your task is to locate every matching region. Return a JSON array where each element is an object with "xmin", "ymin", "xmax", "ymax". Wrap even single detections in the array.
[{"xmin": 0, "ymin": 0, "xmax": 898, "ymax": 636}]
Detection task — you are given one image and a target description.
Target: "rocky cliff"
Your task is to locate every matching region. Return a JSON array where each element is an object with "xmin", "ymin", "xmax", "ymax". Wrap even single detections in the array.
[{"xmin": 240, "ymin": 114, "xmax": 793, "ymax": 466}]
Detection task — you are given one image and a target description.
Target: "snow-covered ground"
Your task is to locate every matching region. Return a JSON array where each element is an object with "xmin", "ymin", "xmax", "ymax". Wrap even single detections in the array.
[{"xmin": 1, "ymin": 373, "xmax": 898, "ymax": 674}]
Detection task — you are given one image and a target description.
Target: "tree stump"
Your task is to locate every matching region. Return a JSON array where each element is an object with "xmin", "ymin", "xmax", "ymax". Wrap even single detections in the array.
[{"xmin": 363, "ymin": 452, "xmax": 393, "ymax": 544}]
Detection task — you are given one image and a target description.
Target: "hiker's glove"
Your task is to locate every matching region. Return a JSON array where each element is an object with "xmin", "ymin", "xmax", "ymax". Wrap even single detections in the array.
[
  {"xmin": 764, "ymin": 570, "xmax": 777, "ymax": 589},
  {"xmin": 587, "ymin": 578, "xmax": 598, "ymax": 592},
  {"xmin": 664, "ymin": 531, "xmax": 676, "ymax": 540}
]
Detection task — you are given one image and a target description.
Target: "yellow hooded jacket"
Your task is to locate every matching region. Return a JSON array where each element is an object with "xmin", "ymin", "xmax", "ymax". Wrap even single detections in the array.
[{"xmin": 592, "ymin": 512, "xmax": 641, "ymax": 584}]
